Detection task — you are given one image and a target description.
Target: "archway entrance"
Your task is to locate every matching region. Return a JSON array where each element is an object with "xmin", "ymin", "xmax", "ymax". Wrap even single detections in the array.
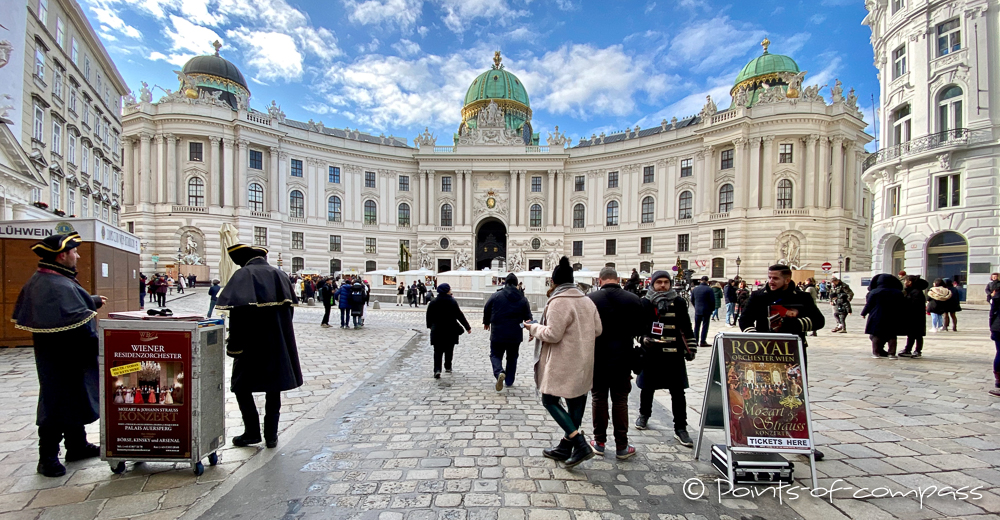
[
  {"xmin": 476, "ymin": 218, "xmax": 507, "ymax": 270},
  {"xmin": 890, "ymin": 238, "xmax": 905, "ymax": 275},
  {"xmin": 927, "ymin": 231, "xmax": 968, "ymax": 283}
]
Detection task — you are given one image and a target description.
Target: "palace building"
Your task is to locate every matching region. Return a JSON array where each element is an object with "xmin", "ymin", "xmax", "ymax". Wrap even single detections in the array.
[{"xmin": 120, "ymin": 40, "xmax": 873, "ymax": 282}]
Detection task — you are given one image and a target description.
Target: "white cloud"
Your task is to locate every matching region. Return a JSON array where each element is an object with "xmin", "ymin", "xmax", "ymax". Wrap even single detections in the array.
[
  {"xmin": 810, "ymin": 14, "xmax": 827, "ymax": 25},
  {"xmin": 250, "ymin": 77, "xmax": 270, "ymax": 86},
  {"xmin": 435, "ymin": 0, "xmax": 526, "ymax": 34},
  {"xmin": 342, "ymin": 0, "xmax": 423, "ymax": 30},
  {"xmin": 164, "ymin": 15, "xmax": 223, "ymax": 55},
  {"xmin": 392, "ymin": 39, "xmax": 422, "ymax": 56},
  {"xmin": 644, "ymin": 2, "xmax": 656, "ymax": 14},
  {"xmin": 148, "ymin": 50, "xmax": 193, "ymax": 67},
  {"xmin": 178, "ymin": 0, "xmax": 226, "ymax": 26},
  {"xmin": 667, "ymin": 17, "xmax": 766, "ymax": 74},
  {"xmin": 227, "ymin": 28, "xmax": 304, "ymax": 80},
  {"xmin": 90, "ymin": 4, "xmax": 143, "ymax": 39},
  {"xmin": 554, "ymin": 0, "xmax": 578, "ymax": 11}
]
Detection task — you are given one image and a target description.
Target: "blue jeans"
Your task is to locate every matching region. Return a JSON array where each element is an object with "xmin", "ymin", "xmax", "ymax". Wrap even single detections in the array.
[
  {"xmin": 489, "ymin": 341, "xmax": 520, "ymax": 386},
  {"xmin": 694, "ymin": 313, "xmax": 711, "ymax": 345},
  {"xmin": 207, "ymin": 300, "xmax": 216, "ymax": 317},
  {"xmin": 725, "ymin": 303, "xmax": 735, "ymax": 324},
  {"xmin": 140, "ymin": 293, "xmax": 145, "ymax": 308},
  {"xmin": 340, "ymin": 308, "xmax": 350, "ymax": 327},
  {"xmin": 931, "ymin": 313, "xmax": 944, "ymax": 330},
  {"xmin": 353, "ymin": 314, "xmax": 362, "ymax": 326}
]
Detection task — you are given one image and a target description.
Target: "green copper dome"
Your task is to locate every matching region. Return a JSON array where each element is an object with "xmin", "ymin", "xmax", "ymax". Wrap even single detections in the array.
[
  {"xmin": 733, "ymin": 52, "xmax": 799, "ymax": 87},
  {"xmin": 460, "ymin": 52, "xmax": 533, "ymax": 140}
]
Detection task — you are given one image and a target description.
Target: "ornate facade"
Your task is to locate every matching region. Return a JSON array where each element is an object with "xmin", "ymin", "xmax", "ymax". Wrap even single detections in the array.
[
  {"xmin": 862, "ymin": 0, "xmax": 997, "ymax": 301},
  {"xmin": 121, "ymin": 44, "xmax": 873, "ymax": 282}
]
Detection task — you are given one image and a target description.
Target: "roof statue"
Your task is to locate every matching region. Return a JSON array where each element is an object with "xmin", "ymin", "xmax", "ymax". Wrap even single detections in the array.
[
  {"xmin": 267, "ymin": 100, "xmax": 286, "ymax": 122},
  {"xmin": 459, "ymin": 51, "xmax": 536, "ymax": 145},
  {"xmin": 761, "ymin": 37, "xmax": 771, "ymax": 53},
  {"xmin": 493, "ymin": 50, "xmax": 503, "ymax": 70},
  {"xmin": 415, "ymin": 127, "xmax": 436, "ymax": 148},
  {"xmin": 831, "ymin": 79, "xmax": 844, "ymax": 103},
  {"xmin": 699, "ymin": 95, "xmax": 717, "ymax": 121},
  {"xmin": 213, "ymin": 40, "xmax": 222, "ymax": 56},
  {"xmin": 781, "ymin": 71, "xmax": 807, "ymax": 98}
]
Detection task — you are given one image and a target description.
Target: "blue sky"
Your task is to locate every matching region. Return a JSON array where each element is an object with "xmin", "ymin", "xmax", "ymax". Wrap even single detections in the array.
[{"xmin": 83, "ymin": 0, "xmax": 877, "ymax": 146}]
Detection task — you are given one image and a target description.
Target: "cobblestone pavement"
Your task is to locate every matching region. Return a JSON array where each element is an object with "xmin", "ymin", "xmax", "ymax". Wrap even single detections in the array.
[{"xmin": 1, "ymin": 290, "xmax": 999, "ymax": 519}]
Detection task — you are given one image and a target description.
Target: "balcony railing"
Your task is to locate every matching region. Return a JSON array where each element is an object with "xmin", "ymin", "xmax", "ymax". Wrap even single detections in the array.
[
  {"xmin": 773, "ymin": 208, "xmax": 810, "ymax": 216},
  {"xmin": 250, "ymin": 210, "xmax": 270, "ymax": 219},
  {"xmin": 709, "ymin": 212, "xmax": 730, "ymax": 221},
  {"xmin": 171, "ymin": 205, "xmax": 207, "ymax": 213},
  {"xmin": 863, "ymin": 128, "xmax": 986, "ymax": 171}
]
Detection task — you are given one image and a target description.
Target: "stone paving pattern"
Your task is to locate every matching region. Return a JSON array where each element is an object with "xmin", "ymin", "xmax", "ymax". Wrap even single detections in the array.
[{"xmin": 0, "ymin": 289, "xmax": 998, "ymax": 519}]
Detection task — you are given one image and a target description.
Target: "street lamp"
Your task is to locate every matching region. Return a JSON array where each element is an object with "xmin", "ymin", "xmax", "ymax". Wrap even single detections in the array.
[
  {"xmin": 838, "ymin": 254, "xmax": 844, "ymax": 279},
  {"xmin": 736, "ymin": 256, "xmax": 742, "ymax": 280}
]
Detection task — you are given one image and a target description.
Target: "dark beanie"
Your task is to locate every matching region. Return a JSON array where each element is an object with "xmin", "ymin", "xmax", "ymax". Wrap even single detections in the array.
[
  {"xmin": 505, "ymin": 273, "xmax": 518, "ymax": 285},
  {"xmin": 551, "ymin": 256, "xmax": 573, "ymax": 285},
  {"xmin": 650, "ymin": 270, "xmax": 671, "ymax": 286},
  {"xmin": 438, "ymin": 283, "xmax": 451, "ymax": 294}
]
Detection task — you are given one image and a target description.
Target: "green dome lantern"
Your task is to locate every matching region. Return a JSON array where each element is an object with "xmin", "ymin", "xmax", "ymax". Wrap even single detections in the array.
[
  {"xmin": 459, "ymin": 52, "xmax": 536, "ymax": 144},
  {"xmin": 731, "ymin": 38, "xmax": 803, "ymax": 107},
  {"xmin": 179, "ymin": 40, "xmax": 250, "ymax": 110}
]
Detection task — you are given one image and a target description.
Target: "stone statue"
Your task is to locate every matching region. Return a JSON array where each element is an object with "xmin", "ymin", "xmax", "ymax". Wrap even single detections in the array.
[
  {"xmin": 415, "ymin": 127, "xmax": 436, "ymax": 148},
  {"xmin": 846, "ymin": 87, "xmax": 858, "ymax": 109},
  {"xmin": 758, "ymin": 84, "xmax": 786, "ymax": 104},
  {"xmin": 123, "ymin": 90, "xmax": 137, "ymax": 107},
  {"xmin": 139, "ymin": 82, "xmax": 153, "ymax": 103},
  {"xmin": 699, "ymin": 95, "xmax": 717, "ymax": 120},
  {"xmin": 733, "ymin": 87, "xmax": 749, "ymax": 107},
  {"xmin": 831, "ymin": 79, "xmax": 844, "ymax": 103},
  {"xmin": 781, "ymin": 71, "xmax": 808, "ymax": 98},
  {"xmin": 507, "ymin": 248, "xmax": 523, "ymax": 273},
  {"xmin": 0, "ymin": 94, "xmax": 14, "ymax": 120},
  {"xmin": 267, "ymin": 100, "xmax": 286, "ymax": 122},
  {"xmin": 455, "ymin": 249, "xmax": 471, "ymax": 269},
  {"xmin": 417, "ymin": 243, "xmax": 432, "ymax": 270},
  {"xmin": 546, "ymin": 125, "xmax": 569, "ymax": 147},
  {"xmin": 801, "ymin": 84, "xmax": 826, "ymax": 102},
  {"xmin": 545, "ymin": 249, "xmax": 561, "ymax": 271},
  {"xmin": 775, "ymin": 232, "xmax": 806, "ymax": 270},
  {"xmin": 0, "ymin": 39, "xmax": 12, "ymax": 69}
]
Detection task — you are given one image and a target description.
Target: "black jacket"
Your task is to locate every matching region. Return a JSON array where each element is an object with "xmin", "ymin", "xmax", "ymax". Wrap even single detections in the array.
[
  {"xmin": 426, "ymin": 293, "xmax": 471, "ymax": 346},
  {"xmin": 318, "ymin": 283, "xmax": 335, "ymax": 306},
  {"xmin": 860, "ymin": 274, "xmax": 905, "ymax": 338},
  {"xmin": 483, "ymin": 285, "xmax": 532, "ymax": 343},
  {"xmin": 587, "ymin": 284, "xmax": 643, "ymax": 386},
  {"xmin": 349, "ymin": 284, "xmax": 366, "ymax": 314},
  {"xmin": 948, "ymin": 286, "xmax": 963, "ymax": 313},
  {"xmin": 738, "ymin": 283, "xmax": 825, "ymax": 346},
  {"xmin": 990, "ymin": 298, "xmax": 1000, "ymax": 334},
  {"xmin": 724, "ymin": 284, "xmax": 737, "ymax": 304},
  {"xmin": 901, "ymin": 277, "xmax": 929, "ymax": 338},
  {"xmin": 691, "ymin": 283, "xmax": 715, "ymax": 315},
  {"xmin": 636, "ymin": 293, "xmax": 695, "ymax": 390}
]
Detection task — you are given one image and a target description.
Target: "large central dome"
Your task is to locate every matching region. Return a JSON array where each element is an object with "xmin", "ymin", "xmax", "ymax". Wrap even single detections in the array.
[{"xmin": 459, "ymin": 52, "xmax": 535, "ymax": 143}]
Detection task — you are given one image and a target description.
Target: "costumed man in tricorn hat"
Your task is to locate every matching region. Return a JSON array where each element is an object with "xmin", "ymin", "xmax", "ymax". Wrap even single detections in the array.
[
  {"xmin": 216, "ymin": 244, "xmax": 303, "ymax": 448},
  {"xmin": 12, "ymin": 232, "xmax": 107, "ymax": 477}
]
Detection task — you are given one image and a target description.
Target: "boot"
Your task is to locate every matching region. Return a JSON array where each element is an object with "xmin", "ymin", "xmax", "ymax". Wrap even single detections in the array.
[
  {"xmin": 264, "ymin": 414, "xmax": 279, "ymax": 449},
  {"xmin": 64, "ymin": 425, "xmax": 100, "ymax": 462},
  {"xmin": 563, "ymin": 433, "xmax": 596, "ymax": 468},
  {"xmin": 991, "ymin": 372, "xmax": 1000, "ymax": 397},
  {"xmin": 37, "ymin": 426, "xmax": 65, "ymax": 478},
  {"xmin": 542, "ymin": 437, "xmax": 573, "ymax": 461}
]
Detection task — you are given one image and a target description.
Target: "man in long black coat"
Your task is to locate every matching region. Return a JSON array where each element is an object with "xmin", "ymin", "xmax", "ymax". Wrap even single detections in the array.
[
  {"xmin": 216, "ymin": 244, "xmax": 302, "ymax": 448},
  {"xmin": 861, "ymin": 274, "xmax": 905, "ymax": 358},
  {"xmin": 426, "ymin": 283, "xmax": 471, "ymax": 378},
  {"xmin": 691, "ymin": 276, "xmax": 715, "ymax": 346},
  {"xmin": 12, "ymin": 232, "xmax": 106, "ymax": 477},
  {"xmin": 483, "ymin": 273, "xmax": 532, "ymax": 391},
  {"xmin": 587, "ymin": 267, "xmax": 643, "ymax": 458}
]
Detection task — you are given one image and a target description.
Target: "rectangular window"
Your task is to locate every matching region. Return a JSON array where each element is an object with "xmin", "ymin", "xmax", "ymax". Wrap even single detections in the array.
[
  {"xmin": 712, "ymin": 258, "xmax": 725, "ymax": 279},
  {"xmin": 96, "ymin": 74, "xmax": 101, "ymax": 95},
  {"xmin": 83, "ymin": 104, "xmax": 90, "ymax": 127},
  {"xmin": 290, "ymin": 159, "xmax": 303, "ymax": 177},
  {"xmin": 680, "ymin": 158, "xmax": 693, "ymax": 177},
  {"xmin": 605, "ymin": 239, "xmax": 617, "ymax": 256},
  {"xmin": 643, "ymin": 166, "xmax": 654, "ymax": 184},
  {"xmin": 365, "ymin": 171, "xmax": 376, "ymax": 188},
  {"xmin": 84, "ymin": 56, "xmax": 91, "ymax": 82},
  {"xmin": 712, "ymin": 229, "xmax": 726, "ymax": 249},
  {"xmin": 574, "ymin": 175, "xmax": 585, "ymax": 192},
  {"xmin": 33, "ymin": 104, "xmax": 44, "ymax": 141},
  {"xmin": 34, "ymin": 47, "xmax": 45, "ymax": 80},
  {"xmin": 893, "ymin": 45, "xmax": 907, "ymax": 79},
  {"xmin": 94, "ymin": 157, "xmax": 100, "ymax": 181},
  {"xmin": 53, "ymin": 71, "xmax": 62, "ymax": 99},
  {"xmin": 81, "ymin": 146, "xmax": 88, "ymax": 173},
  {"xmin": 441, "ymin": 175, "xmax": 452, "ymax": 192},
  {"xmin": 892, "ymin": 0, "xmax": 904, "ymax": 12},
  {"xmin": 80, "ymin": 197, "xmax": 87, "ymax": 217},
  {"xmin": 249, "ymin": 149, "xmax": 262, "ymax": 169},
  {"xmin": 779, "ymin": 144, "xmax": 793, "ymax": 163},
  {"xmin": 720, "ymin": 149, "xmax": 734, "ymax": 169},
  {"xmin": 892, "ymin": 105, "xmax": 911, "ymax": 145},
  {"xmin": 329, "ymin": 166, "xmax": 340, "ymax": 183},
  {"xmin": 67, "ymin": 189, "xmax": 75, "ymax": 216},
  {"xmin": 365, "ymin": 238, "xmax": 377, "ymax": 254},
  {"xmin": 67, "ymin": 134, "xmax": 76, "ymax": 164},
  {"xmin": 69, "ymin": 87, "xmax": 77, "ymax": 113},
  {"xmin": 103, "ymin": 204, "xmax": 110, "ymax": 221},
  {"xmin": 51, "ymin": 121, "xmax": 61, "ymax": 153},
  {"xmin": 189, "ymin": 142, "xmax": 203, "ymax": 161},
  {"xmin": 937, "ymin": 19, "xmax": 961, "ymax": 57},
  {"xmin": 292, "ymin": 257, "xmax": 304, "ymax": 273},
  {"xmin": 56, "ymin": 18, "xmax": 64, "ymax": 47},
  {"xmin": 640, "ymin": 237, "xmax": 652, "ymax": 255},
  {"xmin": 677, "ymin": 234, "xmax": 690, "ymax": 252},
  {"xmin": 398, "ymin": 175, "xmax": 409, "ymax": 191},
  {"xmin": 572, "ymin": 240, "xmax": 583, "ymax": 257},
  {"xmin": 292, "ymin": 232, "xmax": 304, "ymax": 250},
  {"xmin": 329, "ymin": 235, "xmax": 342, "ymax": 252},
  {"xmin": 51, "ymin": 178, "xmax": 60, "ymax": 208},
  {"xmin": 845, "ymin": 228, "xmax": 851, "ymax": 248},
  {"xmin": 608, "ymin": 171, "xmax": 619, "ymax": 188},
  {"xmin": 253, "ymin": 226, "xmax": 267, "ymax": 246},
  {"xmin": 531, "ymin": 176, "xmax": 542, "ymax": 192},
  {"xmin": 937, "ymin": 174, "xmax": 960, "ymax": 209},
  {"xmin": 887, "ymin": 186, "xmax": 900, "ymax": 217},
  {"xmin": 71, "ymin": 38, "xmax": 78, "ymax": 63},
  {"xmin": 37, "ymin": 0, "xmax": 47, "ymax": 21}
]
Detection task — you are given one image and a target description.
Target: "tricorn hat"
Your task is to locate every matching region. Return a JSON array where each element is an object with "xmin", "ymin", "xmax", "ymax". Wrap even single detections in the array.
[
  {"xmin": 32, "ymin": 232, "xmax": 82, "ymax": 260},
  {"xmin": 227, "ymin": 243, "xmax": 268, "ymax": 267}
]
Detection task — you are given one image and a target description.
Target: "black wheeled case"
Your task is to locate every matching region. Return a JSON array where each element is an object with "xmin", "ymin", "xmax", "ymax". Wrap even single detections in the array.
[{"xmin": 711, "ymin": 444, "xmax": 794, "ymax": 484}]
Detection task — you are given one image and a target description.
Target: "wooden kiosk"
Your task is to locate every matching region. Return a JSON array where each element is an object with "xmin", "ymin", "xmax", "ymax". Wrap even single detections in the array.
[{"xmin": 0, "ymin": 219, "xmax": 141, "ymax": 347}]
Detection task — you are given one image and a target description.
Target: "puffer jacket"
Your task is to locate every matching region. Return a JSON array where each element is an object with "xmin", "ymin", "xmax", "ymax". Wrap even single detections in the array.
[{"xmin": 927, "ymin": 286, "xmax": 952, "ymax": 315}]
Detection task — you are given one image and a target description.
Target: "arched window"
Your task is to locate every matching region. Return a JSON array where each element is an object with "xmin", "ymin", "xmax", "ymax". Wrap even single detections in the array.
[
  {"xmin": 938, "ymin": 86, "xmax": 963, "ymax": 135},
  {"xmin": 248, "ymin": 183, "xmax": 264, "ymax": 212},
  {"xmin": 327, "ymin": 196, "xmax": 342, "ymax": 221},
  {"xmin": 777, "ymin": 179, "xmax": 793, "ymax": 209},
  {"xmin": 398, "ymin": 203, "xmax": 410, "ymax": 226},
  {"xmin": 365, "ymin": 260, "xmax": 377, "ymax": 272},
  {"xmin": 641, "ymin": 196, "xmax": 655, "ymax": 223},
  {"xmin": 329, "ymin": 259, "xmax": 341, "ymax": 274},
  {"xmin": 187, "ymin": 177, "xmax": 204, "ymax": 207},
  {"xmin": 927, "ymin": 231, "xmax": 968, "ymax": 283},
  {"xmin": 289, "ymin": 190, "xmax": 304, "ymax": 218},
  {"xmin": 573, "ymin": 204, "xmax": 585, "ymax": 228},
  {"xmin": 678, "ymin": 191, "xmax": 693, "ymax": 219},
  {"xmin": 440, "ymin": 204, "xmax": 453, "ymax": 227},
  {"xmin": 606, "ymin": 201, "xmax": 619, "ymax": 226},
  {"xmin": 530, "ymin": 204, "xmax": 542, "ymax": 227},
  {"xmin": 718, "ymin": 184, "xmax": 733, "ymax": 213},
  {"xmin": 364, "ymin": 200, "xmax": 377, "ymax": 224}
]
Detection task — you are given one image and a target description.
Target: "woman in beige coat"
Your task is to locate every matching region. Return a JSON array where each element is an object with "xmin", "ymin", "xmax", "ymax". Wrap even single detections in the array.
[{"xmin": 526, "ymin": 257, "xmax": 602, "ymax": 468}]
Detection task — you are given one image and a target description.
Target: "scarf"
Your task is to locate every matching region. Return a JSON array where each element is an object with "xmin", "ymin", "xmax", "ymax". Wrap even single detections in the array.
[
  {"xmin": 928, "ymin": 286, "xmax": 952, "ymax": 301},
  {"xmin": 644, "ymin": 288, "xmax": 678, "ymax": 307}
]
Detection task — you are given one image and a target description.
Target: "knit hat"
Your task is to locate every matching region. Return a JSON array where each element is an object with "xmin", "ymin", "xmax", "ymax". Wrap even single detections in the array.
[
  {"xmin": 928, "ymin": 286, "xmax": 952, "ymax": 301},
  {"xmin": 31, "ymin": 232, "xmax": 82, "ymax": 260},
  {"xmin": 438, "ymin": 283, "xmax": 451, "ymax": 294},
  {"xmin": 649, "ymin": 270, "xmax": 672, "ymax": 285},
  {"xmin": 505, "ymin": 273, "xmax": 518, "ymax": 285},
  {"xmin": 551, "ymin": 256, "xmax": 573, "ymax": 285}
]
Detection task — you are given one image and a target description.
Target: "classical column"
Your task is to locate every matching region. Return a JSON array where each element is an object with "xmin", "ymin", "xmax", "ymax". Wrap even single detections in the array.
[
  {"xmin": 306, "ymin": 159, "xmax": 319, "ymax": 218},
  {"xmin": 139, "ymin": 134, "xmax": 151, "ymax": 204},
  {"xmin": 123, "ymin": 137, "xmax": 134, "ymax": 205},
  {"xmin": 208, "ymin": 137, "xmax": 220, "ymax": 207},
  {"xmin": 761, "ymin": 136, "xmax": 775, "ymax": 208},
  {"xmin": 427, "ymin": 171, "xmax": 436, "ymax": 227},
  {"xmin": 456, "ymin": 171, "xmax": 465, "ymax": 226},
  {"xmin": 514, "ymin": 170, "xmax": 524, "ymax": 227},
  {"xmin": 556, "ymin": 171, "xmax": 565, "ymax": 226},
  {"xmin": 278, "ymin": 151, "xmax": 288, "ymax": 213},
  {"xmin": 747, "ymin": 137, "xmax": 761, "ymax": 210},
  {"xmin": 418, "ymin": 170, "xmax": 427, "ymax": 225},
  {"xmin": 268, "ymin": 146, "xmax": 279, "ymax": 212},
  {"xmin": 696, "ymin": 146, "xmax": 712, "ymax": 215},
  {"xmin": 732, "ymin": 138, "xmax": 746, "ymax": 211},
  {"xmin": 831, "ymin": 137, "xmax": 845, "ymax": 210},
  {"xmin": 662, "ymin": 159, "xmax": 674, "ymax": 220},
  {"xmin": 547, "ymin": 170, "xmax": 557, "ymax": 226},
  {"xmin": 817, "ymin": 137, "xmax": 829, "ymax": 208},
  {"xmin": 804, "ymin": 135, "xmax": 817, "ymax": 208},
  {"xmin": 236, "ymin": 139, "xmax": 249, "ymax": 208},
  {"xmin": 587, "ymin": 171, "xmax": 599, "ymax": 226},
  {"xmin": 464, "ymin": 170, "xmax": 472, "ymax": 226},
  {"xmin": 165, "ymin": 134, "xmax": 177, "ymax": 204},
  {"xmin": 222, "ymin": 138, "xmax": 234, "ymax": 207},
  {"xmin": 853, "ymin": 148, "xmax": 865, "ymax": 215}
]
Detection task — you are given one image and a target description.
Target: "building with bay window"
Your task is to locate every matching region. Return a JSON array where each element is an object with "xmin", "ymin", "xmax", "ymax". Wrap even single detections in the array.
[{"xmin": 862, "ymin": 0, "xmax": 997, "ymax": 301}]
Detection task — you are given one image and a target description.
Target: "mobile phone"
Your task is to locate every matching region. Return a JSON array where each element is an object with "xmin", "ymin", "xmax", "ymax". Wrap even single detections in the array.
[{"xmin": 520, "ymin": 320, "xmax": 538, "ymax": 328}]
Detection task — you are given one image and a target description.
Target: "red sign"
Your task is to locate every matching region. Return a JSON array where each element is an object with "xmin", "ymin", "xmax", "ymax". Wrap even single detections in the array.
[
  {"xmin": 821, "ymin": 262, "xmax": 832, "ymax": 271},
  {"xmin": 104, "ymin": 329, "xmax": 191, "ymax": 459}
]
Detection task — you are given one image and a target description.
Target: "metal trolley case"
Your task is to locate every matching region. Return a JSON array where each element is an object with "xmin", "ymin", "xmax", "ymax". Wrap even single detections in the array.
[{"xmin": 98, "ymin": 315, "xmax": 225, "ymax": 475}]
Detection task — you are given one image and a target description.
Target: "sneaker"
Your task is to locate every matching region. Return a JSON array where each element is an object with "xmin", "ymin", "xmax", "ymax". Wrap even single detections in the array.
[
  {"xmin": 837, "ymin": 329, "xmax": 847, "ymax": 333},
  {"xmin": 65, "ymin": 443, "xmax": 100, "ymax": 462},
  {"xmin": 888, "ymin": 355, "xmax": 898, "ymax": 360},
  {"xmin": 814, "ymin": 448, "xmax": 825, "ymax": 461},
  {"xmin": 674, "ymin": 429, "xmax": 694, "ymax": 447},
  {"xmin": 870, "ymin": 354, "xmax": 882, "ymax": 359},
  {"xmin": 445, "ymin": 369, "xmax": 452, "ymax": 373},
  {"xmin": 898, "ymin": 351, "xmax": 912, "ymax": 357},
  {"xmin": 590, "ymin": 440, "xmax": 606, "ymax": 456},
  {"xmin": 616, "ymin": 445, "xmax": 637, "ymax": 460},
  {"xmin": 321, "ymin": 324, "xmax": 331, "ymax": 328},
  {"xmin": 434, "ymin": 372, "xmax": 441, "ymax": 379},
  {"xmin": 930, "ymin": 327, "xmax": 938, "ymax": 333},
  {"xmin": 495, "ymin": 372, "xmax": 505, "ymax": 392},
  {"xmin": 635, "ymin": 415, "xmax": 649, "ymax": 430},
  {"xmin": 232, "ymin": 433, "xmax": 262, "ymax": 447},
  {"xmin": 910, "ymin": 353, "xmax": 922, "ymax": 359}
]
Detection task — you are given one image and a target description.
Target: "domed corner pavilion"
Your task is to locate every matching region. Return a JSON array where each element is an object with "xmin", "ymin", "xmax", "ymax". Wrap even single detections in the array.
[
  {"xmin": 180, "ymin": 40, "xmax": 251, "ymax": 110},
  {"xmin": 731, "ymin": 38, "xmax": 802, "ymax": 107},
  {"xmin": 458, "ymin": 51, "xmax": 538, "ymax": 145}
]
